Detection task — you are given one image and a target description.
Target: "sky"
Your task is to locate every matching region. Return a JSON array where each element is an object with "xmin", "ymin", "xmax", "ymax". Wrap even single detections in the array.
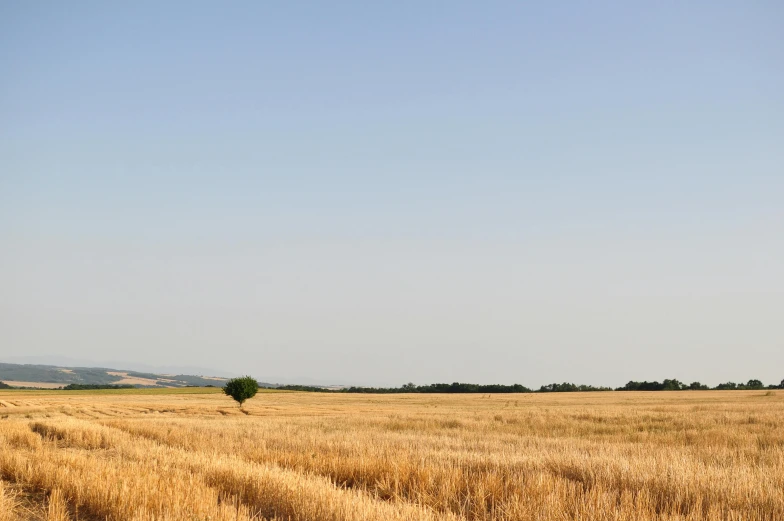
[{"xmin": 1, "ymin": 2, "xmax": 782, "ymax": 387}]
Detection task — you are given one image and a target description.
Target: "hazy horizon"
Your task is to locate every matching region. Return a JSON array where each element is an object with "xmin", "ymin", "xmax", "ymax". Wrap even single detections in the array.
[
  {"xmin": 2, "ymin": 3, "xmax": 782, "ymax": 388},
  {"xmin": 0, "ymin": 354, "xmax": 782, "ymax": 389}
]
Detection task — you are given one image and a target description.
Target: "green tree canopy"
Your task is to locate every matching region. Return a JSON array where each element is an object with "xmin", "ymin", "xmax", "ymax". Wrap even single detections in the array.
[{"xmin": 223, "ymin": 376, "xmax": 259, "ymax": 407}]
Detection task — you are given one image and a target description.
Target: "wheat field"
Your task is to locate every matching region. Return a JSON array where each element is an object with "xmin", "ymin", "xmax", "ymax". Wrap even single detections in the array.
[{"xmin": 0, "ymin": 389, "xmax": 782, "ymax": 521}]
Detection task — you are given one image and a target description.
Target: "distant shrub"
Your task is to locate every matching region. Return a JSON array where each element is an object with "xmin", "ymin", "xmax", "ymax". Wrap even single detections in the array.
[
  {"xmin": 539, "ymin": 382, "xmax": 612, "ymax": 392},
  {"xmin": 661, "ymin": 379, "xmax": 684, "ymax": 391},
  {"xmin": 617, "ymin": 381, "xmax": 665, "ymax": 391},
  {"xmin": 715, "ymin": 382, "xmax": 738, "ymax": 390},
  {"xmin": 223, "ymin": 376, "xmax": 259, "ymax": 408}
]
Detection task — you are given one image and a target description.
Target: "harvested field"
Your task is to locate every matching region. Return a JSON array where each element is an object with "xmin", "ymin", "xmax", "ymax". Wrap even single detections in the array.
[
  {"xmin": 0, "ymin": 382, "xmax": 64, "ymax": 390},
  {"xmin": 105, "ymin": 372, "xmax": 161, "ymax": 386},
  {"xmin": 0, "ymin": 389, "xmax": 782, "ymax": 520}
]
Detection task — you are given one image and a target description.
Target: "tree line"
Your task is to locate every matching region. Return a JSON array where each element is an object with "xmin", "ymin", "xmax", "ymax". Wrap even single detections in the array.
[
  {"xmin": 273, "ymin": 378, "xmax": 784, "ymax": 394},
  {"xmin": 62, "ymin": 384, "xmax": 137, "ymax": 390},
  {"xmin": 615, "ymin": 379, "xmax": 776, "ymax": 391},
  {"xmin": 1, "ymin": 378, "xmax": 781, "ymax": 393}
]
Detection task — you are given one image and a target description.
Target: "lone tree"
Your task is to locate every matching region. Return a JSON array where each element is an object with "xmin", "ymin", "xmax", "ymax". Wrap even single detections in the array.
[{"xmin": 223, "ymin": 376, "xmax": 259, "ymax": 408}]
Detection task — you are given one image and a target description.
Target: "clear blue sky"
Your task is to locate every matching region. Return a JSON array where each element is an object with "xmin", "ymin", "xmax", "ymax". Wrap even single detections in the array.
[{"xmin": 1, "ymin": 2, "xmax": 782, "ymax": 386}]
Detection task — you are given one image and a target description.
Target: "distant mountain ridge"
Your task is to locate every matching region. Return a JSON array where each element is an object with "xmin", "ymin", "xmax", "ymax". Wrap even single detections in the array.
[
  {"xmin": 0, "ymin": 362, "xmax": 233, "ymax": 389},
  {"xmin": 1, "ymin": 356, "xmax": 239, "ymax": 379},
  {"xmin": 1, "ymin": 356, "xmax": 349, "ymax": 387}
]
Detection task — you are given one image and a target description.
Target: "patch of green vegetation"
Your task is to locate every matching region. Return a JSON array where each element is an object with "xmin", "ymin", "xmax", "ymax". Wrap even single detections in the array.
[
  {"xmin": 171, "ymin": 374, "xmax": 229, "ymax": 386},
  {"xmin": 63, "ymin": 384, "xmax": 137, "ymax": 390},
  {"xmin": 124, "ymin": 370, "xmax": 165, "ymax": 380}
]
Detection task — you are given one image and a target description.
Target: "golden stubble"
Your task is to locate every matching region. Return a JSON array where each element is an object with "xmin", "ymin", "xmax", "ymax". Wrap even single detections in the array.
[{"xmin": 0, "ymin": 390, "xmax": 782, "ymax": 520}]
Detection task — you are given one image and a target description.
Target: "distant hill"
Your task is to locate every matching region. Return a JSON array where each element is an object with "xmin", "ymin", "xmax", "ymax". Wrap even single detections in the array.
[
  {"xmin": 0, "ymin": 362, "xmax": 232, "ymax": 389},
  {"xmin": 1, "ymin": 356, "xmax": 240, "ymax": 379}
]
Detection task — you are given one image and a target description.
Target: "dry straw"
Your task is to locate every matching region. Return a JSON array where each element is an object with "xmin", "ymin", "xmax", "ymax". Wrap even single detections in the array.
[{"xmin": 0, "ymin": 389, "xmax": 782, "ymax": 520}]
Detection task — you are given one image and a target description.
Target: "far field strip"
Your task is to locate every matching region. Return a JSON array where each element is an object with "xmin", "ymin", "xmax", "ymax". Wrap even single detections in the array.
[{"xmin": 0, "ymin": 381, "xmax": 66, "ymax": 389}]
